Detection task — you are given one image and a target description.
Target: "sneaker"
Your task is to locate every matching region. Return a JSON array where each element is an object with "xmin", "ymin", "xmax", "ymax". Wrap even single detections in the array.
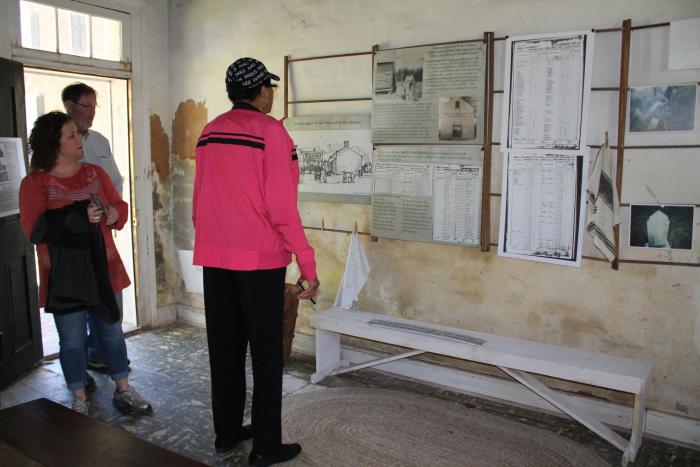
[
  {"xmin": 248, "ymin": 443, "xmax": 302, "ymax": 466},
  {"xmin": 85, "ymin": 373, "xmax": 97, "ymax": 393},
  {"xmin": 112, "ymin": 386, "xmax": 153, "ymax": 415},
  {"xmin": 215, "ymin": 425, "xmax": 252, "ymax": 454},
  {"xmin": 72, "ymin": 398, "xmax": 89, "ymax": 415}
]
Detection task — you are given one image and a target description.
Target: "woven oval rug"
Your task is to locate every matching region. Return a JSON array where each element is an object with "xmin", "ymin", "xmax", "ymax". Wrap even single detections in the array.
[{"xmin": 281, "ymin": 388, "xmax": 608, "ymax": 466}]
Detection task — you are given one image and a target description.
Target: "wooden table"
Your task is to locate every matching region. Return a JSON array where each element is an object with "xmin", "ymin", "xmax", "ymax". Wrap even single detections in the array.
[{"xmin": 0, "ymin": 398, "xmax": 207, "ymax": 467}]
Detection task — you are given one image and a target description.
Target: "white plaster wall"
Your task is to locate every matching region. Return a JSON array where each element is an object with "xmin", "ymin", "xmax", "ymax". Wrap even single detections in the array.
[
  {"xmin": 167, "ymin": 0, "xmax": 700, "ymax": 419},
  {"xmin": 140, "ymin": 0, "xmax": 171, "ymax": 125}
]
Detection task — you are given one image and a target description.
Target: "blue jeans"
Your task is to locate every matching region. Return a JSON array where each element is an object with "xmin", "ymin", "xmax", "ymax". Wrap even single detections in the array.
[
  {"xmin": 87, "ymin": 293, "xmax": 123, "ymax": 362},
  {"xmin": 54, "ymin": 299, "xmax": 129, "ymax": 390}
]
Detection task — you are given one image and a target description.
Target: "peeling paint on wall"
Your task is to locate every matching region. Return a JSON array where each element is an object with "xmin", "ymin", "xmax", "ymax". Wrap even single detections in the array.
[
  {"xmin": 150, "ymin": 114, "xmax": 180, "ymax": 307},
  {"xmin": 172, "ymin": 99, "xmax": 208, "ymax": 160},
  {"xmin": 150, "ymin": 114, "xmax": 171, "ymax": 182},
  {"xmin": 172, "ymin": 157, "xmax": 197, "ymax": 249},
  {"xmin": 171, "ymin": 99, "xmax": 207, "ymax": 250}
]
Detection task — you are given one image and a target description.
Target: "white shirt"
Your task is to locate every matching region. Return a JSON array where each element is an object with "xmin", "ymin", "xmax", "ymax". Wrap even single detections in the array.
[{"xmin": 81, "ymin": 129, "xmax": 123, "ymax": 196}]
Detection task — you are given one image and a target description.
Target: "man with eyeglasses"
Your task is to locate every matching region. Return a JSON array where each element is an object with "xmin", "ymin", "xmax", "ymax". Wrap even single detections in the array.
[
  {"xmin": 62, "ymin": 82, "xmax": 126, "ymax": 384},
  {"xmin": 63, "ymin": 83, "xmax": 123, "ymax": 195}
]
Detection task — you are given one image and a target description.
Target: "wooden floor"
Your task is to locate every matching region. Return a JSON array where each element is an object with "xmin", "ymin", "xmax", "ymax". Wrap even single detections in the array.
[{"xmin": 0, "ymin": 398, "xmax": 206, "ymax": 467}]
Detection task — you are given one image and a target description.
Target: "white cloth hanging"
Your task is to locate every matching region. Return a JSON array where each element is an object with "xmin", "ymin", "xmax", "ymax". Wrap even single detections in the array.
[
  {"xmin": 586, "ymin": 143, "xmax": 620, "ymax": 261},
  {"xmin": 333, "ymin": 232, "xmax": 370, "ymax": 309}
]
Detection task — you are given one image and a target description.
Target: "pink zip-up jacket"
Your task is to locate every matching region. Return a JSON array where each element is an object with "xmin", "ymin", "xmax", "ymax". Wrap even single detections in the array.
[{"xmin": 192, "ymin": 104, "xmax": 317, "ymax": 280}]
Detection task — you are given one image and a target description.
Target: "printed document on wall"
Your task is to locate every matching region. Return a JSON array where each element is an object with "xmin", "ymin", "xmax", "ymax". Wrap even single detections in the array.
[
  {"xmin": 372, "ymin": 146, "xmax": 482, "ymax": 246},
  {"xmin": 497, "ymin": 152, "xmax": 587, "ymax": 266},
  {"xmin": 669, "ymin": 18, "xmax": 700, "ymax": 70},
  {"xmin": 372, "ymin": 42, "xmax": 486, "ymax": 145},
  {"xmin": 0, "ymin": 138, "xmax": 26, "ymax": 218},
  {"xmin": 501, "ymin": 31, "xmax": 594, "ymax": 153}
]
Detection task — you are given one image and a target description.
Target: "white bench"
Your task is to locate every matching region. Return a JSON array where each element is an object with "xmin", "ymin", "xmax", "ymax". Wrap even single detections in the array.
[{"xmin": 310, "ymin": 308, "xmax": 652, "ymax": 466}]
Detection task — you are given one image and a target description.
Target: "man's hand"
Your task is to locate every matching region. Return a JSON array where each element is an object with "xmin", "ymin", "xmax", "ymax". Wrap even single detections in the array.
[{"xmin": 297, "ymin": 277, "xmax": 320, "ymax": 302}]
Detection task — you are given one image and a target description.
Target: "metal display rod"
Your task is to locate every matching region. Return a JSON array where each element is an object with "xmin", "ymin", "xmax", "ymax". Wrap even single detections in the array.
[{"xmin": 286, "ymin": 19, "xmax": 698, "ymax": 269}]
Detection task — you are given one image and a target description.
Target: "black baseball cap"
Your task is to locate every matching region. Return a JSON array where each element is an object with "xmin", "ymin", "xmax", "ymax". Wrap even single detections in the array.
[{"xmin": 225, "ymin": 57, "xmax": 280, "ymax": 93}]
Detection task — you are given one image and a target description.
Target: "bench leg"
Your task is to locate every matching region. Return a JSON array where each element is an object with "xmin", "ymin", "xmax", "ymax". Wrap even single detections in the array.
[
  {"xmin": 311, "ymin": 329, "xmax": 342, "ymax": 384},
  {"xmin": 623, "ymin": 390, "xmax": 647, "ymax": 464},
  {"xmin": 500, "ymin": 367, "xmax": 630, "ymax": 454},
  {"xmin": 330, "ymin": 350, "xmax": 426, "ymax": 377}
]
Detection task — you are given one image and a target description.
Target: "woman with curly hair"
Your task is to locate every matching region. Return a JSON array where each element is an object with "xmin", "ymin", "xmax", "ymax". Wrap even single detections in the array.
[{"xmin": 19, "ymin": 111, "xmax": 151, "ymax": 416}]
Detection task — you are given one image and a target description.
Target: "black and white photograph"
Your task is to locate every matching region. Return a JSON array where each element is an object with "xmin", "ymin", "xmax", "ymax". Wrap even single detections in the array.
[
  {"xmin": 629, "ymin": 84, "xmax": 697, "ymax": 132},
  {"xmin": 373, "ymin": 49, "xmax": 424, "ymax": 102},
  {"xmin": 374, "ymin": 61, "xmax": 396, "ymax": 95},
  {"xmin": 438, "ymin": 96, "xmax": 477, "ymax": 141},
  {"xmin": 629, "ymin": 204, "xmax": 694, "ymax": 250}
]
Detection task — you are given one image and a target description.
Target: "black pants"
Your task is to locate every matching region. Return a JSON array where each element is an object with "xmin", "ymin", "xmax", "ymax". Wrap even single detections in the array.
[{"xmin": 203, "ymin": 266, "xmax": 286, "ymax": 453}]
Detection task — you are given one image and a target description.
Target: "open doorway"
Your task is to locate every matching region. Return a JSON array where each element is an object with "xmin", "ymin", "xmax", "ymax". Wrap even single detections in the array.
[{"xmin": 23, "ymin": 68, "xmax": 137, "ymax": 357}]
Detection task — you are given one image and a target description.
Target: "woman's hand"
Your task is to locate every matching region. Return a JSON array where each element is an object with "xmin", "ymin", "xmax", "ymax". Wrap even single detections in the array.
[
  {"xmin": 87, "ymin": 203, "xmax": 103, "ymax": 224},
  {"xmin": 105, "ymin": 205, "xmax": 119, "ymax": 226}
]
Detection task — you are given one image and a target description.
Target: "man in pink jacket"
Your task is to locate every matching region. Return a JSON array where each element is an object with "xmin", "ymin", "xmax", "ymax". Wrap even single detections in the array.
[{"xmin": 192, "ymin": 57, "xmax": 319, "ymax": 465}]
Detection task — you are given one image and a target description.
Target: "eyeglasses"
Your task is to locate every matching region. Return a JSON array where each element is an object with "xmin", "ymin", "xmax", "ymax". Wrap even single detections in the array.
[
  {"xmin": 266, "ymin": 84, "xmax": 278, "ymax": 93},
  {"xmin": 73, "ymin": 101, "xmax": 99, "ymax": 110}
]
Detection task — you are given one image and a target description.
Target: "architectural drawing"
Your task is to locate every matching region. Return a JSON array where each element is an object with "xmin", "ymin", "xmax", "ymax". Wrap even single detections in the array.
[
  {"xmin": 297, "ymin": 139, "xmax": 372, "ymax": 186},
  {"xmin": 286, "ymin": 115, "xmax": 373, "ymax": 202}
]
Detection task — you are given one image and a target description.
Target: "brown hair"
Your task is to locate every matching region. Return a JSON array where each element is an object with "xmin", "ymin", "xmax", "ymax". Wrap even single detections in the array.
[
  {"xmin": 28, "ymin": 111, "xmax": 73, "ymax": 172},
  {"xmin": 61, "ymin": 82, "xmax": 96, "ymax": 103}
]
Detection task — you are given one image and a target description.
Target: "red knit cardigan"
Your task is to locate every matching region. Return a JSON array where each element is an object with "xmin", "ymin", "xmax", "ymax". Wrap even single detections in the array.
[{"xmin": 19, "ymin": 163, "xmax": 131, "ymax": 308}]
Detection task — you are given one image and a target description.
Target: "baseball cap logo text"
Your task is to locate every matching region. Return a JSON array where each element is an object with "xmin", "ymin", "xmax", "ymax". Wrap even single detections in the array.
[{"xmin": 225, "ymin": 57, "xmax": 281, "ymax": 93}]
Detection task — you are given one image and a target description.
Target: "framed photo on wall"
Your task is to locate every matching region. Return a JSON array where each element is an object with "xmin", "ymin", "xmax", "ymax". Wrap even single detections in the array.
[
  {"xmin": 629, "ymin": 84, "xmax": 697, "ymax": 133},
  {"xmin": 629, "ymin": 204, "xmax": 694, "ymax": 250}
]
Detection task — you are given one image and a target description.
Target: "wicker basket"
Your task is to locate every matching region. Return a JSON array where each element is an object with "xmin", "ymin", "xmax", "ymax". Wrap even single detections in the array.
[{"xmin": 283, "ymin": 283, "xmax": 302, "ymax": 363}]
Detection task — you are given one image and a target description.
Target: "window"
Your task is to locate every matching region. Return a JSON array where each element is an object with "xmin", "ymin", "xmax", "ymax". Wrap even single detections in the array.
[
  {"xmin": 92, "ymin": 16, "xmax": 122, "ymax": 61},
  {"xmin": 58, "ymin": 9, "xmax": 89, "ymax": 57},
  {"xmin": 20, "ymin": 1, "xmax": 56, "ymax": 52},
  {"xmin": 19, "ymin": 1, "xmax": 123, "ymax": 62}
]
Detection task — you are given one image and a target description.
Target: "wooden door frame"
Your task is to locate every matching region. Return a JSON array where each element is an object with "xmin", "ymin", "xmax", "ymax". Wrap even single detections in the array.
[{"xmin": 5, "ymin": 0, "xmax": 158, "ymax": 328}]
